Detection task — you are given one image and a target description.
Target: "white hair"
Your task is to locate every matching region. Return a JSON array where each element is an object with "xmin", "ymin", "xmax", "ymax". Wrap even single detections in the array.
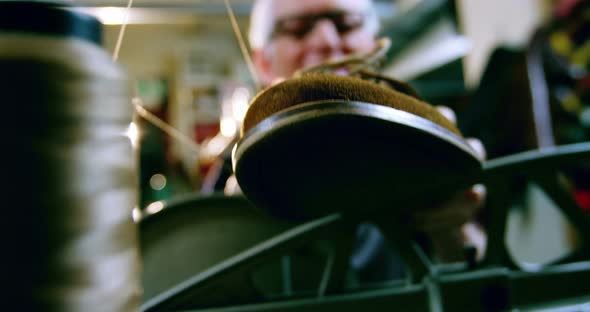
[{"xmin": 248, "ymin": 0, "xmax": 380, "ymax": 50}]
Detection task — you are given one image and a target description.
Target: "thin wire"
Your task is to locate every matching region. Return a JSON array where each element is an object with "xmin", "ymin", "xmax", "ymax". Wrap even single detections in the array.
[
  {"xmin": 296, "ymin": 37, "xmax": 391, "ymax": 76},
  {"xmin": 133, "ymin": 97, "xmax": 201, "ymax": 155},
  {"xmin": 112, "ymin": 0, "xmax": 134, "ymax": 61},
  {"xmin": 113, "ymin": 0, "xmax": 201, "ymax": 155},
  {"xmin": 115, "ymin": 0, "xmax": 257, "ymax": 158},
  {"xmin": 223, "ymin": 0, "xmax": 261, "ymax": 91}
]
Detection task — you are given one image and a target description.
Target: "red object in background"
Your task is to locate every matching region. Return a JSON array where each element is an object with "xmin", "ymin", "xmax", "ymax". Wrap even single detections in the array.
[
  {"xmin": 574, "ymin": 189, "xmax": 590, "ymax": 213},
  {"xmin": 193, "ymin": 123, "xmax": 220, "ymax": 144},
  {"xmin": 555, "ymin": 0, "xmax": 581, "ymax": 18},
  {"xmin": 193, "ymin": 123, "xmax": 221, "ymax": 182},
  {"xmin": 199, "ymin": 162, "xmax": 215, "ymax": 181}
]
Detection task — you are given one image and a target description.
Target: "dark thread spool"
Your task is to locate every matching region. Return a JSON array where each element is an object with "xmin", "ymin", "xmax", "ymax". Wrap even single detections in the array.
[{"xmin": 0, "ymin": 2, "xmax": 140, "ymax": 311}]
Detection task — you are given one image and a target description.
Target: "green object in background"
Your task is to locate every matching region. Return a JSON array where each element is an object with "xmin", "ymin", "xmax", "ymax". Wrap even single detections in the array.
[{"xmin": 137, "ymin": 78, "xmax": 169, "ymax": 109}]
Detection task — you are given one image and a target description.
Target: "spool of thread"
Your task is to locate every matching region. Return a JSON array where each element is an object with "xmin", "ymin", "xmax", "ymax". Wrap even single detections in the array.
[{"xmin": 1, "ymin": 2, "xmax": 140, "ymax": 311}]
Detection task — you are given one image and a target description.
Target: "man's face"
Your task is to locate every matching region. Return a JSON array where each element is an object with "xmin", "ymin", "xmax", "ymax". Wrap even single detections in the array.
[{"xmin": 254, "ymin": 0, "xmax": 377, "ymax": 86}]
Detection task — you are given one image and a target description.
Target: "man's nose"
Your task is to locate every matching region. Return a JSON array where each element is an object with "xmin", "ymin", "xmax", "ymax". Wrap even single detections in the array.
[{"xmin": 304, "ymin": 19, "xmax": 342, "ymax": 52}]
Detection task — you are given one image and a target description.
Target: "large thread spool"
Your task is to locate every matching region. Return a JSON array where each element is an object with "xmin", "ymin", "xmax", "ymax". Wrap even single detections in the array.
[{"xmin": 1, "ymin": 1, "xmax": 140, "ymax": 311}]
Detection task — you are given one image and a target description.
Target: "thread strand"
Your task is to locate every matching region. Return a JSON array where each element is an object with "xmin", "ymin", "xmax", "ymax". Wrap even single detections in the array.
[
  {"xmin": 224, "ymin": 0, "xmax": 261, "ymax": 91},
  {"xmin": 112, "ymin": 0, "xmax": 134, "ymax": 61}
]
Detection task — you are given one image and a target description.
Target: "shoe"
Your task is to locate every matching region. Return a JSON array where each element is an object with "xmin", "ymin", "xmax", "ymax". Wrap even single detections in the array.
[{"xmin": 233, "ymin": 38, "xmax": 482, "ymax": 221}]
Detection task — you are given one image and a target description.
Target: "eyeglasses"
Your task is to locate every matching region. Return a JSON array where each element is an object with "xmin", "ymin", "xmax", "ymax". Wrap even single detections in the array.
[{"xmin": 270, "ymin": 11, "xmax": 366, "ymax": 40}]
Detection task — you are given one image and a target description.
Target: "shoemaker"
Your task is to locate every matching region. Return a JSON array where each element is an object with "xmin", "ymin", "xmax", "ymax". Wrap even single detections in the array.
[{"xmin": 205, "ymin": 0, "xmax": 488, "ymax": 283}]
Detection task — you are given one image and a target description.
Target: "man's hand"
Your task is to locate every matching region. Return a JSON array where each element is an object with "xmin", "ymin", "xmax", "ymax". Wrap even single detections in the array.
[
  {"xmin": 413, "ymin": 183, "xmax": 487, "ymax": 262},
  {"xmin": 411, "ymin": 106, "xmax": 488, "ymax": 262}
]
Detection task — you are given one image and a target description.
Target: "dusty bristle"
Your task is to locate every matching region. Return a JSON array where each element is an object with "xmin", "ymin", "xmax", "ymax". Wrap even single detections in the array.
[{"xmin": 242, "ymin": 73, "xmax": 461, "ymax": 137}]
